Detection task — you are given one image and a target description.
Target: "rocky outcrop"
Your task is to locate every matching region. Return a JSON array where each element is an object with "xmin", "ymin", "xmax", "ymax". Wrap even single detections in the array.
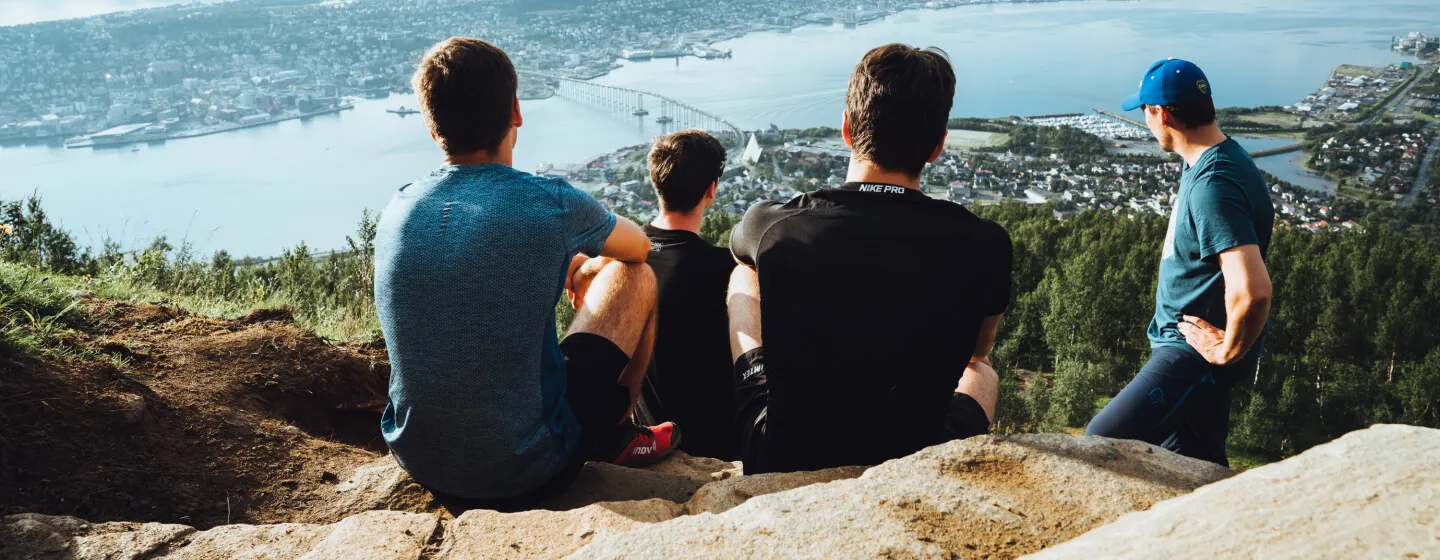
[
  {"xmin": 1025, "ymin": 424, "xmax": 1440, "ymax": 559},
  {"xmin": 682, "ymin": 465, "xmax": 868, "ymax": 515},
  {"xmin": 571, "ymin": 434, "xmax": 1233, "ymax": 559},
  {"xmin": 33, "ymin": 427, "xmax": 1440, "ymax": 560},
  {"xmin": 439, "ymin": 499, "xmax": 681, "ymax": 559},
  {"xmin": 0, "ymin": 511, "xmax": 438, "ymax": 560},
  {"xmin": 325, "ymin": 451, "xmax": 738, "ymax": 519}
]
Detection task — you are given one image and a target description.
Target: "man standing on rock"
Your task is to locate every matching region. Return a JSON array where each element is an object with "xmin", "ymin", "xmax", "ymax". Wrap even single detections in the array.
[
  {"xmin": 373, "ymin": 37, "xmax": 678, "ymax": 510},
  {"xmin": 727, "ymin": 44, "xmax": 1011, "ymax": 474},
  {"xmin": 626, "ymin": 129, "xmax": 740, "ymax": 460},
  {"xmin": 1086, "ymin": 59, "xmax": 1274, "ymax": 467}
]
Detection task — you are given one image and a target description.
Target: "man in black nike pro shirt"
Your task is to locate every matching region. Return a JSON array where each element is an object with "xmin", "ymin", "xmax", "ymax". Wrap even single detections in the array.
[
  {"xmin": 640, "ymin": 130, "xmax": 740, "ymax": 459},
  {"xmin": 728, "ymin": 44, "xmax": 1012, "ymax": 474}
]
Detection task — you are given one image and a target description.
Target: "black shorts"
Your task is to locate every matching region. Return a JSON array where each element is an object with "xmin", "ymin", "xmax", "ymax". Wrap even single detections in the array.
[
  {"xmin": 432, "ymin": 333, "xmax": 632, "ymax": 514},
  {"xmin": 733, "ymin": 347, "xmax": 990, "ymax": 474}
]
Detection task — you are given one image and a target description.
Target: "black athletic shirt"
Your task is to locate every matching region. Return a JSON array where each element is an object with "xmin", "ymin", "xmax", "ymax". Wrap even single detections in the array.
[
  {"xmin": 730, "ymin": 183, "xmax": 1012, "ymax": 470},
  {"xmin": 642, "ymin": 224, "xmax": 740, "ymax": 459}
]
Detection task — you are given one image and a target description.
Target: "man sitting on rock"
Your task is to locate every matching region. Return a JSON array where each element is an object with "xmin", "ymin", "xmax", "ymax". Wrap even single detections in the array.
[
  {"xmin": 727, "ymin": 44, "xmax": 1012, "ymax": 474},
  {"xmin": 373, "ymin": 37, "xmax": 679, "ymax": 510},
  {"xmin": 631, "ymin": 129, "xmax": 740, "ymax": 460}
]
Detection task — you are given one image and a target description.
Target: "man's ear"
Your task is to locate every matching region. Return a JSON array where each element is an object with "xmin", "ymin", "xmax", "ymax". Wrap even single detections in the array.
[
  {"xmin": 1154, "ymin": 105, "xmax": 1178, "ymax": 130},
  {"xmin": 705, "ymin": 181, "xmax": 718, "ymax": 202},
  {"xmin": 512, "ymin": 97, "xmax": 523, "ymax": 127},
  {"xmin": 841, "ymin": 111, "xmax": 853, "ymax": 149},
  {"xmin": 928, "ymin": 130, "xmax": 948, "ymax": 163}
]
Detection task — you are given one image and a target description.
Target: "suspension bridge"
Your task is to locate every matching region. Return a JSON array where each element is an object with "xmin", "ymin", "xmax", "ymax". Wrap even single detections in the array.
[{"xmin": 525, "ymin": 73, "xmax": 748, "ymax": 158}]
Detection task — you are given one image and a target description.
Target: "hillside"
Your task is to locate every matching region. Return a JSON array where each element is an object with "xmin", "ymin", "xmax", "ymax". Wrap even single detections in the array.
[{"xmin": 0, "ymin": 288, "xmax": 390, "ymax": 527}]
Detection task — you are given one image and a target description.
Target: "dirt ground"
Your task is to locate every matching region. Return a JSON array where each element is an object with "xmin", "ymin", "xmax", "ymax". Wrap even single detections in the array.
[{"xmin": 0, "ymin": 299, "xmax": 393, "ymax": 529}]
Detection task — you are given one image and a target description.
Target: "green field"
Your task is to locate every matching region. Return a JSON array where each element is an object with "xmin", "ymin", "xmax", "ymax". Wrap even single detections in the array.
[
  {"xmin": 1334, "ymin": 64, "xmax": 1384, "ymax": 78},
  {"xmin": 1238, "ymin": 111, "xmax": 1304, "ymax": 128},
  {"xmin": 945, "ymin": 129, "xmax": 1010, "ymax": 150}
]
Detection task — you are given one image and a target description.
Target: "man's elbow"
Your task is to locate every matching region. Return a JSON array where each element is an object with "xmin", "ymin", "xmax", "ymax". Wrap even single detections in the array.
[{"xmin": 1243, "ymin": 281, "xmax": 1272, "ymax": 310}]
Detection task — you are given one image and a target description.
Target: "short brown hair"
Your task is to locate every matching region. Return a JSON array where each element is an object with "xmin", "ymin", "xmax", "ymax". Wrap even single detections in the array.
[
  {"xmin": 845, "ymin": 44, "xmax": 956, "ymax": 176},
  {"xmin": 648, "ymin": 129, "xmax": 726, "ymax": 213},
  {"xmin": 414, "ymin": 38, "xmax": 517, "ymax": 155},
  {"xmin": 1162, "ymin": 98, "xmax": 1217, "ymax": 129}
]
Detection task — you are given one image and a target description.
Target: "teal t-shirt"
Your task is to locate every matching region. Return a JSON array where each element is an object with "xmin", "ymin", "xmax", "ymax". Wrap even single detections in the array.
[
  {"xmin": 1148, "ymin": 138, "xmax": 1275, "ymax": 357},
  {"xmin": 374, "ymin": 164, "xmax": 617, "ymax": 500}
]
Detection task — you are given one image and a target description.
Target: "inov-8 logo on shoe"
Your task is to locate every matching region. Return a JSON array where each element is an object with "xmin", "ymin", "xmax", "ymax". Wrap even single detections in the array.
[{"xmin": 633, "ymin": 442, "xmax": 659, "ymax": 455}]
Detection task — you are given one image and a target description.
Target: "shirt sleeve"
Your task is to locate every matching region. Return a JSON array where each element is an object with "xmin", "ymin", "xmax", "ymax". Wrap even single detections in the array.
[
  {"xmin": 730, "ymin": 201, "xmax": 782, "ymax": 267},
  {"xmin": 557, "ymin": 181, "xmax": 617, "ymax": 257},
  {"xmin": 1189, "ymin": 173, "xmax": 1259, "ymax": 262},
  {"xmin": 986, "ymin": 221, "xmax": 1014, "ymax": 316}
]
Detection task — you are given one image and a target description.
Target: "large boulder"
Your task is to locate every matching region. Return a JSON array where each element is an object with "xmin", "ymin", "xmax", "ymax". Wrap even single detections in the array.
[
  {"xmin": 683, "ymin": 466, "xmax": 868, "ymax": 515},
  {"xmin": 327, "ymin": 452, "xmax": 732, "ymax": 518},
  {"xmin": 571, "ymin": 434, "xmax": 1233, "ymax": 559},
  {"xmin": 0, "ymin": 514, "xmax": 194, "ymax": 560},
  {"xmin": 438, "ymin": 499, "xmax": 681, "ymax": 559},
  {"xmin": 0, "ymin": 511, "xmax": 439, "ymax": 560},
  {"xmin": 1025, "ymin": 424, "xmax": 1440, "ymax": 559}
]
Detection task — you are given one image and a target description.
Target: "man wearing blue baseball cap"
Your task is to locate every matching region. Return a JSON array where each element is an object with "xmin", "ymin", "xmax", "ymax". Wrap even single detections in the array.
[{"xmin": 1086, "ymin": 58, "xmax": 1275, "ymax": 467}]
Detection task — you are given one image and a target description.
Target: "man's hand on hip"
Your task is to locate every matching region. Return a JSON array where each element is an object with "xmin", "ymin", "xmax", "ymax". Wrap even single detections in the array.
[{"xmin": 1178, "ymin": 314, "xmax": 1237, "ymax": 365}]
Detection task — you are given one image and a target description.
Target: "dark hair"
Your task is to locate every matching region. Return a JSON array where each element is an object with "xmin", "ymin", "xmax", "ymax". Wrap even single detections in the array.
[
  {"xmin": 648, "ymin": 129, "xmax": 727, "ymax": 213},
  {"xmin": 413, "ymin": 37, "xmax": 517, "ymax": 155},
  {"xmin": 1162, "ymin": 97, "xmax": 1216, "ymax": 129},
  {"xmin": 845, "ymin": 44, "xmax": 956, "ymax": 177}
]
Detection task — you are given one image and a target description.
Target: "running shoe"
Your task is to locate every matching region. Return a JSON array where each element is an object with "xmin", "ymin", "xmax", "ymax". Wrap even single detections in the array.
[{"xmin": 608, "ymin": 421, "xmax": 681, "ymax": 467}]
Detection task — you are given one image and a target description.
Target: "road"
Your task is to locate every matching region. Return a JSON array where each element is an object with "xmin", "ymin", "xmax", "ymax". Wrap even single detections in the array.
[
  {"xmin": 1366, "ymin": 65, "xmax": 1435, "ymax": 125},
  {"xmin": 1400, "ymin": 125, "xmax": 1439, "ymax": 208}
]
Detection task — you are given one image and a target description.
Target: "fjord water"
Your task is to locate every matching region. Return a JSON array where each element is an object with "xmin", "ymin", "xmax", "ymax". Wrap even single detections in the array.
[{"xmin": 1, "ymin": 0, "xmax": 1436, "ymax": 256}]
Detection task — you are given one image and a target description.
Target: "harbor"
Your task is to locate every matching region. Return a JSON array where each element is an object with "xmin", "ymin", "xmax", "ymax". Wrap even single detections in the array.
[{"xmin": 62, "ymin": 103, "xmax": 354, "ymax": 149}]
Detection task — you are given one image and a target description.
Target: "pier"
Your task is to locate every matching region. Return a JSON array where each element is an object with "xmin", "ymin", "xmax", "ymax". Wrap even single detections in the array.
[{"xmin": 1094, "ymin": 107, "xmax": 1303, "ymax": 158}]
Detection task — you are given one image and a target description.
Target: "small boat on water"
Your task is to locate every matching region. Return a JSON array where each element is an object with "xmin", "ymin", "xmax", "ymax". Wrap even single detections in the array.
[
  {"xmin": 656, "ymin": 116, "xmax": 674, "ymax": 124},
  {"xmin": 387, "ymin": 106, "xmax": 421, "ymax": 115}
]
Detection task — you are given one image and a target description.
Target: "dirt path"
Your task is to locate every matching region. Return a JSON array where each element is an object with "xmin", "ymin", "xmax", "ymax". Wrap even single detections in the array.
[{"xmin": 0, "ymin": 299, "xmax": 392, "ymax": 528}]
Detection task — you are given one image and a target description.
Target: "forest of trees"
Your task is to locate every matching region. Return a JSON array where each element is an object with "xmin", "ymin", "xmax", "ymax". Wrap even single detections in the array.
[
  {"xmin": 4, "ymin": 194, "xmax": 1440, "ymax": 464},
  {"xmin": 971, "ymin": 203, "xmax": 1440, "ymax": 462}
]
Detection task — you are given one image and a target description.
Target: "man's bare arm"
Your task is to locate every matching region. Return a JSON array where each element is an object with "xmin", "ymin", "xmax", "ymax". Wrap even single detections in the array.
[
  {"xmin": 1179, "ymin": 244, "xmax": 1272, "ymax": 365},
  {"xmin": 598, "ymin": 217, "xmax": 650, "ymax": 264},
  {"xmin": 957, "ymin": 314, "xmax": 1004, "ymax": 422},
  {"xmin": 970, "ymin": 314, "xmax": 1003, "ymax": 365}
]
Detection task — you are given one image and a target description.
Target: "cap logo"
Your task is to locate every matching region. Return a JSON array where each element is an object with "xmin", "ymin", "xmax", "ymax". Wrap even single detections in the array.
[{"xmin": 1197, "ymin": 79, "xmax": 1209, "ymax": 94}]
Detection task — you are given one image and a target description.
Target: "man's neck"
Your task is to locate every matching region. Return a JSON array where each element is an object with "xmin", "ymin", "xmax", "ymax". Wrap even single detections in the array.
[
  {"xmin": 445, "ymin": 147, "xmax": 512, "ymax": 167},
  {"xmin": 845, "ymin": 159, "xmax": 922, "ymax": 190},
  {"xmin": 651, "ymin": 210, "xmax": 704, "ymax": 234},
  {"xmin": 1172, "ymin": 124, "xmax": 1229, "ymax": 167}
]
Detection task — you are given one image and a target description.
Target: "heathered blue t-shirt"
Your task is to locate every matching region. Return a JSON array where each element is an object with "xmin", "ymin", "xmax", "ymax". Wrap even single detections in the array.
[
  {"xmin": 1149, "ymin": 138, "xmax": 1275, "ymax": 358},
  {"xmin": 374, "ymin": 164, "xmax": 616, "ymax": 499}
]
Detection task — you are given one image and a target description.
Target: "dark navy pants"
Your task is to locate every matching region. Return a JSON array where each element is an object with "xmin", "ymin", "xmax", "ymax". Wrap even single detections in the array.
[{"xmin": 1086, "ymin": 345, "xmax": 1259, "ymax": 467}]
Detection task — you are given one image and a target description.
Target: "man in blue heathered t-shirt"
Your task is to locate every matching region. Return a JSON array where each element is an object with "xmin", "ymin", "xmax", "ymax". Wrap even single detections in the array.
[
  {"xmin": 373, "ymin": 37, "xmax": 679, "ymax": 509},
  {"xmin": 1086, "ymin": 59, "xmax": 1275, "ymax": 467}
]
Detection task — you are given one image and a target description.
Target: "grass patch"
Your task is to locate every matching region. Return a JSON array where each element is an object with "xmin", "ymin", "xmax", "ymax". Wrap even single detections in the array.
[
  {"xmin": 946, "ymin": 129, "xmax": 1010, "ymax": 150},
  {"xmin": 0, "ymin": 263, "xmax": 122, "ymax": 364},
  {"xmin": 1333, "ymin": 64, "xmax": 1383, "ymax": 79},
  {"xmin": 1238, "ymin": 111, "xmax": 1303, "ymax": 128}
]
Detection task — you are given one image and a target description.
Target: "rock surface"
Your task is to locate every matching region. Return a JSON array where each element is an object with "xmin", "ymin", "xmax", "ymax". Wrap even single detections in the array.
[
  {"xmin": 572, "ymin": 434, "xmax": 1234, "ymax": 559},
  {"xmin": 683, "ymin": 465, "xmax": 868, "ymax": 515},
  {"xmin": 0, "ymin": 514, "xmax": 194, "ymax": 560},
  {"xmin": 1025, "ymin": 424, "xmax": 1440, "ymax": 560},
  {"xmin": 327, "ymin": 451, "xmax": 735, "ymax": 519},
  {"xmin": 44, "ymin": 430, "xmax": 1436, "ymax": 560},
  {"xmin": 441, "ymin": 500, "xmax": 681, "ymax": 559}
]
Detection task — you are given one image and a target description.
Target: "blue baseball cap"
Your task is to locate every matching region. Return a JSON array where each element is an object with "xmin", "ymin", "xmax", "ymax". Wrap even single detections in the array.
[{"xmin": 1121, "ymin": 58, "xmax": 1212, "ymax": 111}]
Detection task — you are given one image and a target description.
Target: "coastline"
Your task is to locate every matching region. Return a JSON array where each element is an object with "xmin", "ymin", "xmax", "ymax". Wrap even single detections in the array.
[{"xmin": 64, "ymin": 104, "xmax": 354, "ymax": 149}]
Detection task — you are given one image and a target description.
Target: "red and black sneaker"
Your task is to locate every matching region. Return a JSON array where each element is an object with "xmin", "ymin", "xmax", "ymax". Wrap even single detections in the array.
[{"xmin": 607, "ymin": 421, "xmax": 681, "ymax": 467}]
